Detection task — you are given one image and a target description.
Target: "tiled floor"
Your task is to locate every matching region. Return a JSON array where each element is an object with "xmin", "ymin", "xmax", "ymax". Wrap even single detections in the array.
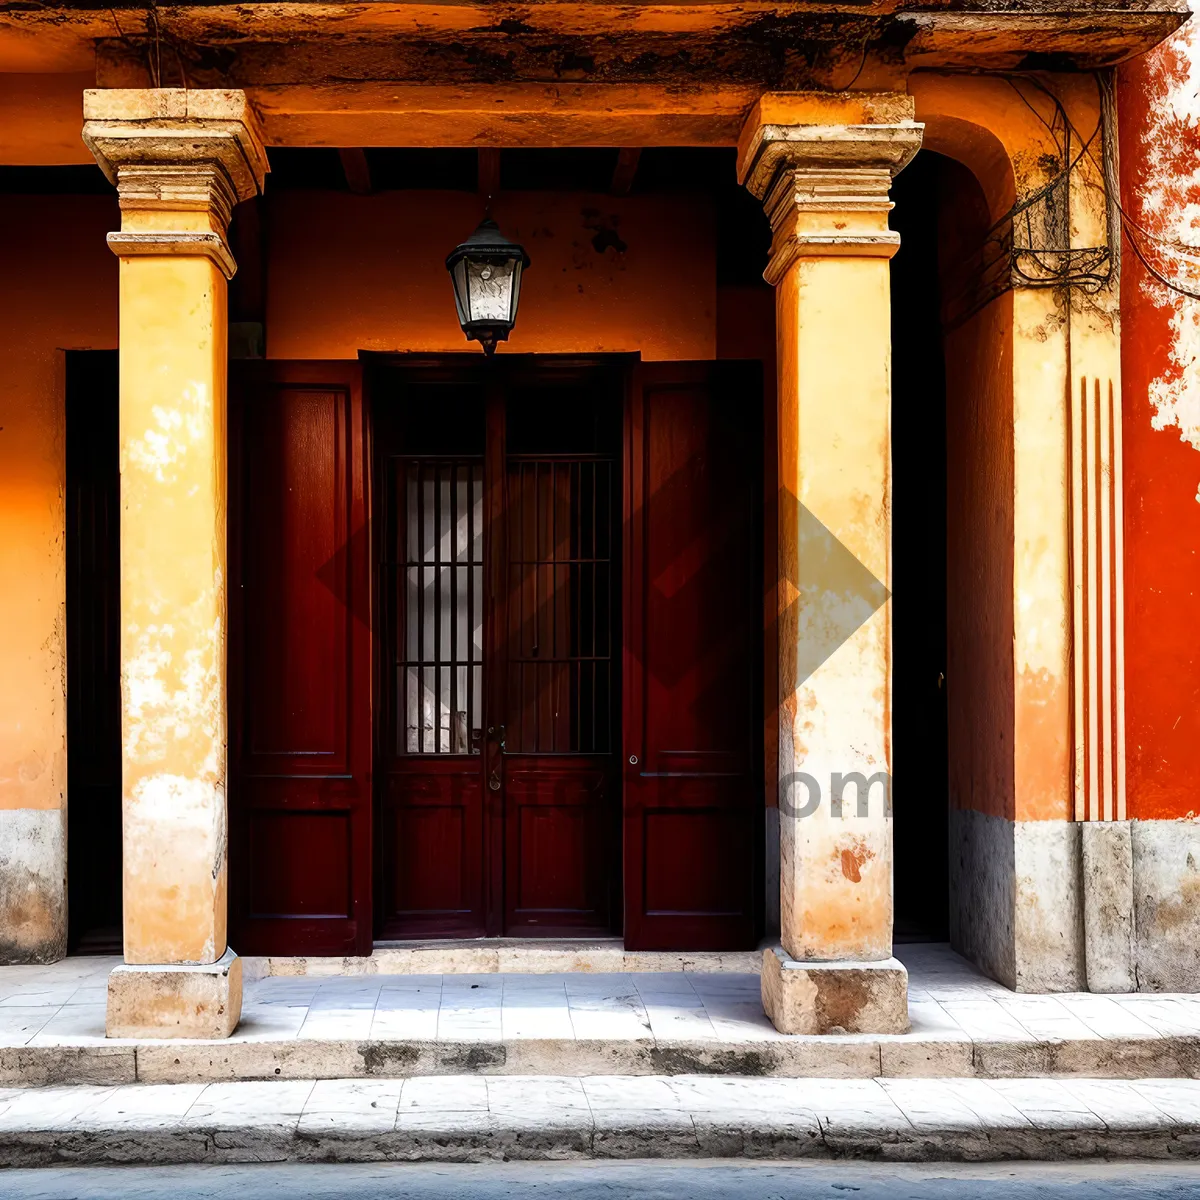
[{"xmin": 0, "ymin": 943, "xmax": 1198, "ymax": 1048}]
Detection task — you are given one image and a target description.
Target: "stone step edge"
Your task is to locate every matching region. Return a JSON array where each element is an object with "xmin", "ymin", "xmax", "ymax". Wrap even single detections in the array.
[
  {"xmin": 1, "ymin": 1115, "xmax": 1198, "ymax": 1167},
  {"xmin": 2, "ymin": 1033, "xmax": 1197, "ymax": 1086},
  {"xmin": 243, "ymin": 948, "xmax": 764, "ymax": 980}
]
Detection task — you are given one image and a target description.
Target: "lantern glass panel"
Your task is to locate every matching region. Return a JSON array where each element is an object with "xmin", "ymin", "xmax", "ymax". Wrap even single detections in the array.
[
  {"xmin": 450, "ymin": 259, "xmax": 470, "ymax": 325},
  {"xmin": 465, "ymin": 258, "xmax": 517, "ymax": 323}
]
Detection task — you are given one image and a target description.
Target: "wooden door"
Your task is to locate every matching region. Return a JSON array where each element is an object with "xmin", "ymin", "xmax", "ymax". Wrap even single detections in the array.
[
  {"xmin": 623, "ymin": 361, "xmax": 762, "ymax": 950},
  {"xmin": 500, "ymin": 368, "xmax": 622, "ymax": 934},
  {"xmin": 228, "ymin": 361, "xmax": 373, "ymax": 956},
  {"xmin": 375, "ymin": 360, "xmax": 621, "ymax": 939}
]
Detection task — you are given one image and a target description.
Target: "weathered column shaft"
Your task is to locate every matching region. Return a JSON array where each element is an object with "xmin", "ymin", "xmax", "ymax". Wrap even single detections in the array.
[
  {"xmin": 82, "ymin": 90, "xmax": 266, "ymax": 1038},
  {"xmin": 738, "ymin": 95, "xmax": 922, "ymax": 1034}
]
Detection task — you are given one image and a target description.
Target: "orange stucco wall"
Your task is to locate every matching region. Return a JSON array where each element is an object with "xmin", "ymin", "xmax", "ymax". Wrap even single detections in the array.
[
  {"xmin": 0, "ymin": 74, "xmax": 93, "ymax": 165},
  {"xmin": 0, "ymin": 194, "xmax": 118, "ymax": 815},
  {"xmin": 0, "ymin": 193, "xmax": 116, "ymax": 959},
  {"xmin": 1119, "ymin": 42, "xmax": 1200, "ymax": 822},
  {"xmin": 265, "ymin": 190, "xmax": 717, "ymax": 361}
]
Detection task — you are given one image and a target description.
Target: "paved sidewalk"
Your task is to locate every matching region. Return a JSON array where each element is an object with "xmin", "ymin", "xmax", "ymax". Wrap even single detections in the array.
[
  {"xmin": 2, "ymin": 945, "xmax": 1199, "ymax": 1083},
  {"xmin": 2, "ymin": 1074, "xmax": 1200, "ymax": 1165}
]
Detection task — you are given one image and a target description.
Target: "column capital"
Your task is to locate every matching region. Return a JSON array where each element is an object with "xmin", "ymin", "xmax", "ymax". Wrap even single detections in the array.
[
  {"xmin": 82, "ymin": 89, "xmax": 268, "ymax": 279},
  {"xmin": 737, "ymin": 94, "xmax": 923, "ymax": 285}
]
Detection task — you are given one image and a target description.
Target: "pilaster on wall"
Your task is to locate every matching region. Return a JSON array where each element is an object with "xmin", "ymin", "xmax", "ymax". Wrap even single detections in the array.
[{"xmin": 1066, "ymin": 101, "xmax": 1128, "ymax": 827}]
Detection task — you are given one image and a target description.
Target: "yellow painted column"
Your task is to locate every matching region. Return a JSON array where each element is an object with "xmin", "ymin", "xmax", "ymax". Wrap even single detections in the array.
[
  {"xmin": 737, "ymin": 95, "xmax": 922, "ymax": 1033},
  {"xmin": 82, "ymin": 90, "xmax": 266, "ymax": 1038}
]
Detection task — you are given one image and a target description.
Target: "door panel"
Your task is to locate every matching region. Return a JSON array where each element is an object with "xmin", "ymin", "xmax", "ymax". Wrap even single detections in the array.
[
  {"xmin": 375, "ymin": 360, "xmax": 621, "ymax": 939},
  {"xmin": 503, "ymin": 763, "xmax": 610, "ymax": 930},
  {"xmin": 624, "ymin": 361, "xmax": 762, "ymax": 950},
  {"xmin": 376, "ymin": 380, "xmax": 490, "ymax": 939},
  {"xmin": 229, "ymin": 361, "xmax": 372, "ymax": 956}
]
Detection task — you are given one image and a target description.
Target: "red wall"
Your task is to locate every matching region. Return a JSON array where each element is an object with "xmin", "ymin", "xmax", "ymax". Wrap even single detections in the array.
[{"xmin": 1119, "ymin": 34, "xmax": 1200, "ymax": 820}]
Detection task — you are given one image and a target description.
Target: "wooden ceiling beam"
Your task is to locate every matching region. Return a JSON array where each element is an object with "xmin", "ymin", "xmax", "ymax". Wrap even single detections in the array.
[{"xmin": 248, "ymin": 84, "xmax": 761, "ymax": 148}]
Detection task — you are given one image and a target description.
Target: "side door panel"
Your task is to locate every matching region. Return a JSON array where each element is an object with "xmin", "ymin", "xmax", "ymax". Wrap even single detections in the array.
[
  {"xmin": 623, "ymin": 361, "xmax": 762, "ymax": 950},
  {"xmin": 229, "ymin": 361, "xmax": 373, "ymax": 956}
]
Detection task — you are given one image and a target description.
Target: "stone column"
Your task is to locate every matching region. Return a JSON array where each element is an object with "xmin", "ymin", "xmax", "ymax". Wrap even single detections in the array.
[
  {"xmin": 82, "ymin": 90, "xmax": 267, "ymax": 1038},
  {"xmin": 737, "ymin": 95, "xmax": 922, "ymax": 1034}
]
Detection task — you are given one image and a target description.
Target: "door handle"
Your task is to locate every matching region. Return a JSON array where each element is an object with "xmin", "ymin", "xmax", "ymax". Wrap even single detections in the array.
[{"xmin": 487, "ymin": 725, "xmax": 506, "ymax": 792}]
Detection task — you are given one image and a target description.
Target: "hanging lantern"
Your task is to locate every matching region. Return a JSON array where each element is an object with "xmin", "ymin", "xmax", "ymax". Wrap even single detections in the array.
[{"xmin": 445, "ymin": 218, "xmax": 530, "ymax": 355}]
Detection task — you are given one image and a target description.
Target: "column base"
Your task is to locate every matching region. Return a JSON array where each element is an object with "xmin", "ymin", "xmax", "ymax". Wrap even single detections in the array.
[
  {"xmin": 107, "ymin": 948, "xmax": 242, "ymax": 1039},
  {"xmin": 761, "ymin": 946, "xmax": 909, "ymax": 1034}
]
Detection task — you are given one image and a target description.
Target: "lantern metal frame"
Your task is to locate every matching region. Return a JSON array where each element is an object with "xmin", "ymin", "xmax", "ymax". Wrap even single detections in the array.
[{"xmin": 445, "ymin": 218, "xmax": 531, "ymax": 355}]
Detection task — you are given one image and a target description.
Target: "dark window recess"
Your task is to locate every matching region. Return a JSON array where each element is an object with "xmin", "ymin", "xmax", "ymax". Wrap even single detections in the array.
[{"xmin": 66, "ymin": 350, "xmax": 123, "ymax": 955}]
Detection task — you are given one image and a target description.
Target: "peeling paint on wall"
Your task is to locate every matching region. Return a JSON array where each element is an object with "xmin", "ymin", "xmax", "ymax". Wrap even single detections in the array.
[
  {"xmin": 1129, "ymin": 23, "xmax": 1200, "ymax": 497},
  {"xmin": 1119, "ymin": 37, "xmax": 1200, "ymax": 824}
]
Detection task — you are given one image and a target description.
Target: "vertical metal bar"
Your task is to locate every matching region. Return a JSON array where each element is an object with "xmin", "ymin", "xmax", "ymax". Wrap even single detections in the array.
[
  {"xmin": 394, "ymin": 461, "xmax": 401, "ymax": 755},
  {"xmin": 551, "ymin": 461, "xmax": 557, "ymax": 754},
  {"xmin": 417, "ymin": 463, "xmax": 426, "ymax": 753},
  {"xmin": 575, "ymin": 462, "xmax": 582, "ymax": 752},
  {"xmin": 436, "ymin": 465, "xmax": 444, "ymax": 753},
  {"xmin": 517, "ymin": 461, "xmax": 524, "ymax": 754},
  {"xmin": 592, "ymin": 459, "xmax": 598, "ymax": 753},
  {"xmin": 537, "ymin": 460, "xmax": 542, "ymax": 758},
  {"xmin": 605, "ymin": 460, "xmax": 612, "ymax": 751},
  {"xmin": 451, "ymin": 463, "xmax": 458, "ymax": 753}
]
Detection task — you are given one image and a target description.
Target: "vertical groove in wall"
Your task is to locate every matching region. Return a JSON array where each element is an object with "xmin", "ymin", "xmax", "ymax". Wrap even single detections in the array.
[{"xmin": 1072, "ymin": 374, "xmax": 1127, "ymax": 822}]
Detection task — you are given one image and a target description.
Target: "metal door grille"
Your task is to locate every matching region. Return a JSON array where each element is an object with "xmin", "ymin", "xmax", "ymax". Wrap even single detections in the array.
[
  {"xmin": 392, "ymin": 459, "xmax": 484, "ymax": 755},
  {"xmin": 507, "ymin": 457, "xmax": 613, "ymax": 754}
]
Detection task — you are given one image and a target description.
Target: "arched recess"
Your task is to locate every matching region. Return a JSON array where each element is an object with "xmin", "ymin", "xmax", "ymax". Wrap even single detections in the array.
[{"xmin": 901, "ymin": 74, "xmax": 1086, "ymax": 991}]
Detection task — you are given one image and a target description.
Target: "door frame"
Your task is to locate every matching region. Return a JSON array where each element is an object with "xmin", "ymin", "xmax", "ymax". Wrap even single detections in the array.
[{"xmin": 364, "ymin": 352, "xmax": 635, "ymax": 942}]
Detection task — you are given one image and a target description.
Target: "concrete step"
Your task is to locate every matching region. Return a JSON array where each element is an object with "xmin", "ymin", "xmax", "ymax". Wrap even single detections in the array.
[
  {"xmin": 2, "ymin": 1075, "xmax": 1200, "ymax": 1166},
  {"xmin": 5, "ymin": 1028, "xmax": 1200, "ymax": 1087},
  {"xmin": 246, "ymin": 943, "xmax": 763, "ymax": 979},
  {"xmin": 7, "ymin": 948, "xmax": 1200, "ymax": 1088}
]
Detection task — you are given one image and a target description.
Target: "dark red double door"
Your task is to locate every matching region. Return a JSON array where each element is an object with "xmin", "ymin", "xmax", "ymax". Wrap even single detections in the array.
[{"xmin": 229, "ymin": 357, "xmax": 760, "ymax": 954}]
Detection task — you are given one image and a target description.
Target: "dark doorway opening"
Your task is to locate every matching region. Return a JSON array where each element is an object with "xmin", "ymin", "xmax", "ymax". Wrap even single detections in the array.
[
  {"xmin": 890, "ymin": 151, "xmax": 951, "ymax": 943},
  {"xmin": 65, "ymin": 350, "xmax": 123, "ymax": 955}
]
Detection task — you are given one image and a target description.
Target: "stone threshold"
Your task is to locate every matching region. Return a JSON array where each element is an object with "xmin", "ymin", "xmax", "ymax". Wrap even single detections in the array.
[
  {"xmin": 4, "ymin": 1030, "xmax": 1199, "ymax": 1088},
  {"xmin": 1, "ymin": 1075, "xmax": 1199, "ymax": 1166},
  {"xmin": 243, "ymin": 941, "xmax": 763, "ymax": 980}
]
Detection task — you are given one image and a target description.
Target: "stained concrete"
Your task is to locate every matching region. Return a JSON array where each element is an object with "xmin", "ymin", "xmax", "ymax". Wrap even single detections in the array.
[
  {"xmin": 949, "ymin": 809, "xmax": 1084, "ymax": 992},
  {"xmin": 107, "ymin": 949, "xmax": 242, "ymax": 1039},
  {"xmin": 1082, "ymin": 822, "xmax": 1137, "ymax": 992},
  {"xmin": 760, "ymin": 947, "xmax": 909, "ymax": 1034},
  {"xmin": 1131, "ymin": 818, "xmax": 1200, "ymax": 991},
  {"xmin": 0, "ymin": 808, "xmax": 65, "ymax": 965}
]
